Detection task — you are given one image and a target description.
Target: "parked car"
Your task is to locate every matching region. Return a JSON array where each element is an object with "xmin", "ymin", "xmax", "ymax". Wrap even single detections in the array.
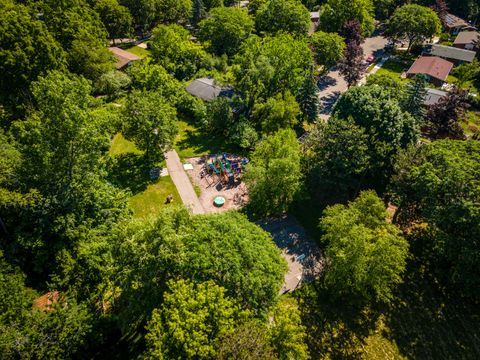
[{"xmin": 366, "ymin": 55, "xmax": 376, "ymax": 64}]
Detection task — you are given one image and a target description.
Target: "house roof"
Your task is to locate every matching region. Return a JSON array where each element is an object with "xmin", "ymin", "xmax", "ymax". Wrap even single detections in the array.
[
  {"xmin": 443, "ymin": 13, "xmax": 470, "ymax": 29},
  {"xmin": 108, "ymin": 47, "xmax": 141, "ymax": 69},
  {"xmin": 33, "ymin": 291, "xmax": 60, "ymax": 311},
  {"xmin": 406, "ymin": 56, "xmax": 454, "ymax": 82},
  {"xmin": 424, "ymin": 88, "xmax": 447, "ymax": 106},
  {"xmin": 185, "ymin": 78, "xmax": 233, "ymax": 101},
  {"xmin": 310, "ymin": 12, "xmax": 319, "ymax": 21},
  {"xmin": 429, "ymin": 44, "xmax": 476, "ymax": 62},
  {"xmin": 454, "ymin": 31, "xmax": 480, "ymax": 45}
]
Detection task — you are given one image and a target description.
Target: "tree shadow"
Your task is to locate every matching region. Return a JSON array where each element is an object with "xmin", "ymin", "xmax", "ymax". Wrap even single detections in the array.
[
  {"xmin": 294, "ymin": 282, "xmax": 381, "ymax": 359},
  {"xmin": 384, "ymin": 262, "xmax": 480, "ymax": 359},
  {"xmin": 317, "ymin": 76, "xmax": 338, "ymax": 91},
  {"xmin": 320, "ymin": 91, "xmax": 342, "ymax": 114},
  {"xmin": 106, "ymin": 153, "xmax": 154, "ymax": 194}
]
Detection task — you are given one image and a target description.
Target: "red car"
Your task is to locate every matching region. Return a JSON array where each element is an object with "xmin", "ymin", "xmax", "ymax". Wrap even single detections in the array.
[{"xmin": 366, "ymin": 55, "xmax": 376, "ymax": 64}]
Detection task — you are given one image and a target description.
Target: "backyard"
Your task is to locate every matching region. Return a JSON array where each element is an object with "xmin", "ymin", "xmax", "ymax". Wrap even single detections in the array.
[{"xmin": 108, "ymin": 133, "xmax": 180, "ymax": 218}]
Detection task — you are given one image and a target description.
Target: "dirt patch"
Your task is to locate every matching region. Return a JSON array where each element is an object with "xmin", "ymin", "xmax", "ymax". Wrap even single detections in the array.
[{"xmin": 185, "ymin": 155, "xmax": 249, "ymax": 214}]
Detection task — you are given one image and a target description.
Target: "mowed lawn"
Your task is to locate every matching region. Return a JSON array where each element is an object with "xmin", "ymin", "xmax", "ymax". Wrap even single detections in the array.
[
  {"xmin": 108, "ymin": 134, "xmax": 180, "ymax": 218},
  {"xmin": 124, "ymin": 45, "xmax": 150, "ymax": 59},
  {"xmin": 374, "ymin": 58, "xmax": 413, "ymax": 83}
]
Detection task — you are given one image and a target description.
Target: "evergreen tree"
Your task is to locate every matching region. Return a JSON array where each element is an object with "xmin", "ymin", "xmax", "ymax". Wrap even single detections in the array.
[
  {"xmin": 402, "ymin": 74, "xmax": 428, "ymax": 123},
  {"xmin": 296, "ymin": 67, "xmax": 320, "ymax": 122},
  {"xmin": 192, "ymin": 0, "xmax": 206, "ymax": 26}
]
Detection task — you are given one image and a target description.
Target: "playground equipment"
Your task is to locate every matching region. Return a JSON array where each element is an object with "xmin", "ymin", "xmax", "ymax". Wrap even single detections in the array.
[
  {"xmin": 213, "ymin": 196, "xmax": 226, "ymax": 207},
  {"xmin": 205, "ymin": 153, "xmax": 248, "ymax": 185}
]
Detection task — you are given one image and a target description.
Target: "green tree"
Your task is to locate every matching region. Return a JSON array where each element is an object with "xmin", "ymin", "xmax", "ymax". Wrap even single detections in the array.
[
  {"xmin": 94, "ymin": 70, "xmax": 131, "ymax": 97},
  {"xmin": 310, "ymin": 31, "xmax": 346, "ymax": 75},
  {"xmin": 93, "ymin": 0, "xmax": 133, "ymax": 43},
  {"xmin": 120, "ymin": 0, "xmax": 157, "ymax": 33},
  {"xmin": 156, "ymin": 0, "xmax": 193, "ymax": 23},
  {"xmin": 318, "ymin": 0, "xmax": 375, "ymax": 37},
  {"xmin": 112, "ymin": 208, "xmax": 286, "ymax": 331},
  {"xmin": 251, "ymin": 91, "xmax": 300, "ymax": 134},
  {"xmin": 305, "ymin": 116, "xmax": 371, "ymax": 204},
  {"xmin": 332, "ymin": 85, "xmax": 419, "ymax": 191},
  {"xmin": 366, "ymin": 73, "xmax": 406, "ymax": 100},
  {"xmin": 385, "ymin": 4, "xmax": 441, "ymax": 52},
  {"xmin": 296, "ymin": 67, "xmax": 320, "ymax": 122},
  {"xmin": 128, "ymin": 62, "xmax": 183, "ymax": 100},
  {"xmin": 248, "ymin": 0, "xmax": 267, "ymax": 14},
  {"xmin": 145, "ymin": 279, "xmax": 246, "ymax": 359},
  {"xmin": 150, "ymin": 24, "xmax": 211, "ymax": 79},
  {"xmin": 123, "ymin": 90, "xmax": 178, "ymax": 162},
  {"xmin": 192, "ymin": 0, "xmax": 207, "ymax": 25},
  {"xmin": 269, "ymin": 297, "xmax": 309, "ymax": 360},
  {"xmin": 392, "ymin": 140, "xmax": 480, "ymax": 297},
  {"xmin": 402, "ymin": 74, "xmax": 428, "ymax": 123},
  {"xmin": 233, "ymin": 33, "xmax": 313, "ymax": 114},
  {"xmin": 244, "ymin": 129, "xmax": 302, "ymax": 217},
  {"xmin": 320, "ymin": 190, "xmax": 409, "ymax": 304},
  {"xmin": 198, "ymin": 7, "xmax": 254, "ymax": 56},
  {"xmin": 0, "ymin": 0, "xmax": 66, "ymax": 115},
  {"xmin": 203, "ymin": 96, "xmax": 235, "ymax": 136},
  {"xmin": 255, "ymin": 0, "xmax": 310, "ymax": 36}
]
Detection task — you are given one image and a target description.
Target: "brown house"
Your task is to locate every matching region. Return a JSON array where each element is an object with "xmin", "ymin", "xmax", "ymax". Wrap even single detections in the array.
[
  {"xmin": 33, "ymin": 291, "xmax": 61, "ymax": 311},
  {"xmin": 453, "ymin": 31, "xmax": 480, "ymax": 51},
  {"xmin": 108, "ymin": 47, "xmax": 141, "ymax": 70},
  {"xmin": 406, "ymin": 56, "xmax": 454, "ymax": 87},
  {"xmin": 442, "ymin": 13, "xmax": 476, "ymax": 35}
]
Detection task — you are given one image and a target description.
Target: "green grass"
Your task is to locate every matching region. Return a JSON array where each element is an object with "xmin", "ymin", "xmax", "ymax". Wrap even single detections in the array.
[
  {"xmin": 461, "ymin": 110, "xmax": 480, "ymax": 135},
  {"xmin": 124, "ymin": 45, "xmax": 150, "ymax": 59},
  {"xmin": 129, "ymin": 176, "xmax": 180, "ymax": 219},
  {"xmin": 174, "ymin": 119, "xmax": 241, "ymax": 161},
  {"xmin": 108, "ymin": 133, "xmax": 181, "ymax": 218},
  {"xmin": 375, "ymin": 58, "xmax": 413, "ymax": 83},
  {"xmin": 109, "ymin": 133, "xmax": 142, "ymax": 156}
]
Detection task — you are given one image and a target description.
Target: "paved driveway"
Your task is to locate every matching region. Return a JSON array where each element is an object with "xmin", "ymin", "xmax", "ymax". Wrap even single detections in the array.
[{"xmin": 318, "ymin": 33, "xmax": 389, "ymax": 119}]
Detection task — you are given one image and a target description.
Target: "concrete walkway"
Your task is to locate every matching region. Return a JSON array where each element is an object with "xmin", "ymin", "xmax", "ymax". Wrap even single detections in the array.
[{"xmin": 165, "ymin": 150, "xmax": 205, "ymax": 215}]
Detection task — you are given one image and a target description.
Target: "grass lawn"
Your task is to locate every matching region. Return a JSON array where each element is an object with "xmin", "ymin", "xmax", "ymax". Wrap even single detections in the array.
[
  {"xmin": 461, "ymin": 110, "xmax": 480, "ymax": 135},
  {"xmin": 129, "ymin": 176, "xmax": 180, "ymax": 219},
  {"xmin": 124, "ymin": 45, "xmax": 150, "ymax": 59},
  {"xmin": 375, "ymin": 58, "xmax": 413, "ymax": 83},
  {"xmin": 174, "ymin": 119, "xmax": 242, "ymax": 161},
  {"xmin": 108, "ymin": 133, "xmax": 181, "ymax": 218}
]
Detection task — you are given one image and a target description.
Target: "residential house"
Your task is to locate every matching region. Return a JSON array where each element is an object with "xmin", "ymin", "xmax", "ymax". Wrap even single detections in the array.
[
  {"xmin": 453, "ymin": 31, "xmax": 479, "ymax": 52},
  {"xmin": 108, "ymin": 47, "xmax": 141, "ymax": 70},
  {"xmin": 424, "ymin": 88, "xmax": 448, "ymax": 107},
  {"xmin": 185, "ymin": 78, "xmax": 233, "ymax": 102},
  {"xmin": 309, "ymin": 12, "xmax": 319, "ymax": 34},
  {"xmin": 442, "ymin": 12, "xmax": 476, "ymax": 35},
  {"xmin": 406, "ymin": 56, "xmax": 454, "ymax": 87},
  {"xmin": 427, "ymin": 44, "xmax": 476, "ymax": 64}
]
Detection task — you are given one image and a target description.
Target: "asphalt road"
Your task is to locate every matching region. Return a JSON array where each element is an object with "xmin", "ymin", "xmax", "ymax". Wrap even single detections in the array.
[{"xmin": 318, "ymin": 33, "xmax": 389, "ymax": 119}]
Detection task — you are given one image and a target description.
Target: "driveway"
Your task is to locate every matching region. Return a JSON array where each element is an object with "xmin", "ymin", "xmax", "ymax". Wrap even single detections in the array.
[{"xmin": 318, "ymin": 33, "xmax": 389, "ymax": 119}]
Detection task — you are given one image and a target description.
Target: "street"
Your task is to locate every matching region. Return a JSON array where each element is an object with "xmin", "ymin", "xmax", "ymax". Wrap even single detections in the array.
[{"xmin": 318, "ymin": 33, "xmax": 389, "ymax": 119}]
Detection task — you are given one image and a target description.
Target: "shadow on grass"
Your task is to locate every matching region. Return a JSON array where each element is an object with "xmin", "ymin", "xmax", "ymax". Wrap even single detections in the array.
[
  {"xmin": 294, "ymin": 282, "xmax": 381, "ymax": 359},
  {"xmin": 384, "ymin": 262, "xmax": 480, "ymax": 359},
  {"xmin": 106, "ymin": 153, "xmax": 154, "ymax": 194}
]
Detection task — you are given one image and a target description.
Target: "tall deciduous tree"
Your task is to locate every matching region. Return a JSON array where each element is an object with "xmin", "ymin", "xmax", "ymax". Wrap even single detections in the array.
[
  {"xmin": 255, "ymin": 0, "xmax": 311, "ymax": 36},
  {"xmin": 338, "ymin": 40, "xmax": 364, "ymax": 87},
  {"xmin": 310, "ymin": 31, "xmax": 346, "ymax": 75},
  {"xmin": 155, "ymin": 0, "xmax": 193, "ymax": 23},
  {"xmin": 392, "ymin": 140, "xmax": 480, "ymax": 297},
  {"xmin": 150, "ymin": 24, "xmax": 211, "ymax": 80},
  {"xmin": 198, "ymin": 7, "xmax": 254, "ymax": 56},
  {"xmin": 385, "ymin": 4, "xmax": 441, "ymax": 52},
  {"xmin": 320, "ymin": 190, "xmax": 409, "ymax": 304},
  {"xmin": 0, "ymin": 0, "xmax": 66, "ymax": 116},
  {"xmin": 318, "ymin": 0, "xmax": 375, "ymax": 37},
  {"xmin": 145, "ymin": 279, "xmax": 245, "ymax": 359},
  {"xmin": 93, "ymin": 0, "xmax": 133, "ymax": 42},
  {"xmin": 123, "ymin": 90, "xmax": 178, "ymax": 161},
  {"xmin": 426, "ymin": 87, "xmax": 469, "ymax": 140},
  {"xmin": 244, "ymin": 129, "xmax": 302, "ymax": 217}
]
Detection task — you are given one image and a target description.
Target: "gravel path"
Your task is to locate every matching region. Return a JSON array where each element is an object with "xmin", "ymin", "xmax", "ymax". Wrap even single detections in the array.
[{"xmin": 165, "ymin": 150, "xmax": 205, "ymax": 215}]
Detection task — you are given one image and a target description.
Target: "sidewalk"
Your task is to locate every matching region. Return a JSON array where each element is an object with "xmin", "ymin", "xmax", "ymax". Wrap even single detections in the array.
[{"xmin": 165, "ymin": 150, "xmax": 205, "ymax": 215}]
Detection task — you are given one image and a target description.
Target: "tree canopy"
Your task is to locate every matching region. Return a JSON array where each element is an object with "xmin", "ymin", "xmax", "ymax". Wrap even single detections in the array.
[
  {"xmin": 255, "ymin": 0, "xmax": 311, "ymax": 36},
  {"xmin": 320, "ymin": 190, "xmax": 409, "ymax": 304},
  {"xmin": 318, "ymin": 0, "xmax": 375, "ymax": 37},
  {"xmin": 385, "ymin": 4, "xmax": 441, "ymax": 51}
]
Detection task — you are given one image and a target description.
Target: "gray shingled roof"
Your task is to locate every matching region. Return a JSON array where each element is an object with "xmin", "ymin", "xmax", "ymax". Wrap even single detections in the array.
[
  {"xmin": 454, "ymin": 31, "xmax": 480, "ymax": 45},
  {"xmin": 424, "ymin": 88, "xmax": 447, "ymax": 106},
  {"xmin": 429, "ymin": 44, "xmax": 476, "ymax": 62},
  {"xmin": 185, "ymin": 78, "xmax": 233, "ymax": 101}
]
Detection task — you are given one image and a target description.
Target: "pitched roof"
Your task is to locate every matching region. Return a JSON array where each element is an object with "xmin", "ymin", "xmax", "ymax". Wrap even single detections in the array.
[
  {"xmin": 185, "ymin": 78, "xmax": 233, "ymax": 101},
  {"xmin": 454, "ymin": 31, "xmax": 480, "ymax": 45},
  {"xmin": 429, "ymin": 44, "xmax": 476, "ymax": 62},
  {"xmin": 406, "ymin": 56, "xmax": 454, "ymax": 82},
  {"xmin": 443, "ymin": 13, "xmax": 470, "ymax": 28},
  {"xmin": 33, "ymin": 291, "xmax": 60, "ymax": 311},
  {"xmin": 310, "ymin": 12, "xmax": 319, "ymax": 21},
  {"xmin": 424, "ymin": 88, "xmax": 448, "ymax": 106},
  {"xmin": 108, "ymin": 47, "xmax": 141, "ymax": 69}
]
